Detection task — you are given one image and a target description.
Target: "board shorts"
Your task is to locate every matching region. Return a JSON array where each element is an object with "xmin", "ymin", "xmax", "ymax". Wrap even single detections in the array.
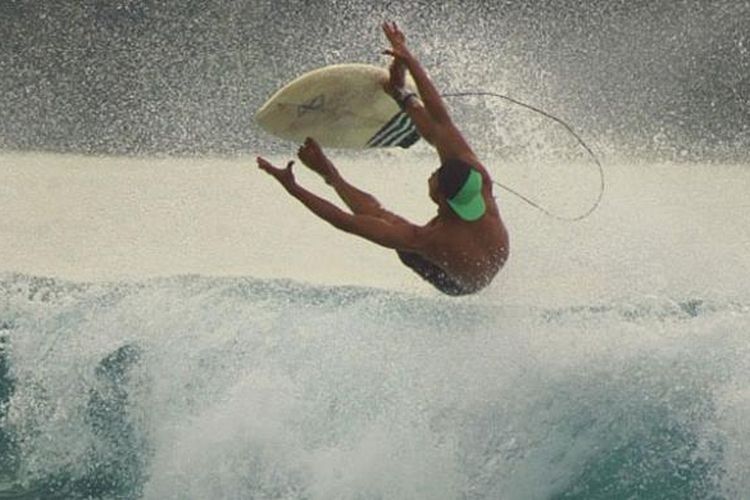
[{"xmin": 396, "ymin": 251, "xmax": 472, "ymax": 296}]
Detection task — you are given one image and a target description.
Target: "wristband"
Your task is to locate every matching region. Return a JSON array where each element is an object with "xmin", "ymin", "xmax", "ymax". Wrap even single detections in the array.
[{"xmin": 393, "ymin": 87, "xmax": 417, "ymax": 110}]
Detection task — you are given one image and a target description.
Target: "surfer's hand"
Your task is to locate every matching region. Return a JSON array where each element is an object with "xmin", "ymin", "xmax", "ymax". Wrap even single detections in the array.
[
  {"xmin": 382, "ymin": 21, "xmax": 413, "ymax": 62},
  {"xmin": 382, "ymin": 21, "xmax": 406, "ymax": 47},
  {"xmin": 297, "ymin": 138, "xmax": 335, "ymax": 182},
  {"xmin": 257, "ymin": 157, "xmax": 296, "ymax": 191}
]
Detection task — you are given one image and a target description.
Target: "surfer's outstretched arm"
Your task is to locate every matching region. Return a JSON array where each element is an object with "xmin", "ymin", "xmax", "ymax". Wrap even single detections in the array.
[
  {"xmin": 382, "ymin": 22, "xmax": 450, "ymax": 125},
  {"xmin": 257, "ymin": 156, "xmax": 422, "ymax": 251},
  {"xmin": 382, "ymin": 22, "xmax": 481, "ymax": 168},
  {"xmin": 384, "ymin": 58, "xmax": 438, "ymax": 146},
  {"xmin": 297, "ymin": 138, "xmax": 410, "ymax": 224}
]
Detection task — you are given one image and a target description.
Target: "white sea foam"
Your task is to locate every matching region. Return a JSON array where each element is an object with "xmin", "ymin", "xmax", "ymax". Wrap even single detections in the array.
[{"xmin": 1, "ymin": 274, "xmax": 748, "ymax": 498}]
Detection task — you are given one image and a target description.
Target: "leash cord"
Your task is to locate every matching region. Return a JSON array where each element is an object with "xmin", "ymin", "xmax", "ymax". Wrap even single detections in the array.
[{"xmin": 442, "ymin": 91, "xmax": 605, "ymax": 221}]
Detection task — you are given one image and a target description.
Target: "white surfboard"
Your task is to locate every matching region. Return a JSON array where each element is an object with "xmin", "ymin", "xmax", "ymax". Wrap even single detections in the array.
[{"xmin": 255, "ymin": 63, "xmax": 420, "ymax": 149}]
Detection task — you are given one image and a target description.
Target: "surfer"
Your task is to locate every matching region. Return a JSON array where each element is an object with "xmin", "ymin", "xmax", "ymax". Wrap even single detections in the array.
[{"xmin": 257, "ymin": 21, "xmax": 509, "ymax": 295}]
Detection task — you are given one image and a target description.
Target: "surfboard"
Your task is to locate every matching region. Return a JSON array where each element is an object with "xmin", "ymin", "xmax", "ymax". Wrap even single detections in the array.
[{"xmin": 255, "ymin": 63, "xmax": 420, "ymax": 149}]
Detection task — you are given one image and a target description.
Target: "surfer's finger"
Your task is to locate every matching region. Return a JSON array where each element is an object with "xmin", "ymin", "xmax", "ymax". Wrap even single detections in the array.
[
  {"xmin": 257, "ymin": 158, "xmax": 274, "ymax": 173},
  {"xmin": 286, "ymin": 160, "xmax": 295, "ymax": 170},
  {"xmin": 383, "ymin": 22, "xmax": 398, "ymax": 40},
  {"xmin": 390, "ymin": 21, "xmax": 403, "ymax": 38}
]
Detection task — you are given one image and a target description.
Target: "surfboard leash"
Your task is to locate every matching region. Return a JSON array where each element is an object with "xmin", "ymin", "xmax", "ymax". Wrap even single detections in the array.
[{"xmin": 442, "ymin": 92, "xmax": 605, "ymax": 222}]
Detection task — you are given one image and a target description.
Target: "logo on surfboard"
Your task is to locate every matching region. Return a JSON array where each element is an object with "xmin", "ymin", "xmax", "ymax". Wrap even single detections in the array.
[{"xmin": 297, "ymin": 94, "xmax": 325, "ymax": 117}]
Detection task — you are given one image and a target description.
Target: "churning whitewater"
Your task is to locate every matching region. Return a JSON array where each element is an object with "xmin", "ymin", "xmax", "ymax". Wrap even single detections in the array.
[{"xmin": 2, "ymin": 274, "xmax": 750, "ymax": 499}]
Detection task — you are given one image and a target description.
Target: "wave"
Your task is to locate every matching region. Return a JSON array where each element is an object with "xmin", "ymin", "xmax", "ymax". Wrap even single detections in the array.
[{"xmin": 1, "ymin": 273, "xmax": 749, "ymax": 499}]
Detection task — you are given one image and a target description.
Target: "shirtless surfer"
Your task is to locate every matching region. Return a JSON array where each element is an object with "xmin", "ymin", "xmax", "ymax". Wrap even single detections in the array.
[{"xmin": 257, "ymin": 22, "xmax": 509, "ymax": 295}]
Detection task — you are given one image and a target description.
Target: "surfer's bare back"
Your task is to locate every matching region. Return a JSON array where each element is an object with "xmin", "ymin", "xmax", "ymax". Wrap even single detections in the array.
[{"xmin": 257, "ymin": 21, "xmax": 509, "ymax": 295}]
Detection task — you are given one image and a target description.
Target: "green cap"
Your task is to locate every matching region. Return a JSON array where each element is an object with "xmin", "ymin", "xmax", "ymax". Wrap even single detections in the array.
[{"xmin": 447, "ymin": 169, "xmax": 486, "ymax": 221}]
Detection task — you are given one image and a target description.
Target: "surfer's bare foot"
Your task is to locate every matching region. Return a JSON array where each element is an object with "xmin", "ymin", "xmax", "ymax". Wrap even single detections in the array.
[{"xmin": 297, "ymin": 137, "xmax": 337, "ymax": 183}]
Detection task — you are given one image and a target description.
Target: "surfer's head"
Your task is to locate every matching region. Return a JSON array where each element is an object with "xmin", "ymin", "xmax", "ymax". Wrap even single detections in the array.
[{"xmin": 431, "ymin": 159, "xmax": 486, "ymax": 221}]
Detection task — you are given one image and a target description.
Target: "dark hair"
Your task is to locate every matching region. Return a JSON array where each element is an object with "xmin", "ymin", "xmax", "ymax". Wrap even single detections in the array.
[{"xmin": 437, "ymin": 158, "xmax": 473, "ymax": 199}]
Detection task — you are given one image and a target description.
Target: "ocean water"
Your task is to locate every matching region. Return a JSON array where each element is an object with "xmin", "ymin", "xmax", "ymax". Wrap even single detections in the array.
[
  {"xmin": 3, "ymin": 1, "xmax": 750, "ymax": 499},
  {"xmin": 2, "ymin": 271, "xmax": 749, "ymax": 499}
]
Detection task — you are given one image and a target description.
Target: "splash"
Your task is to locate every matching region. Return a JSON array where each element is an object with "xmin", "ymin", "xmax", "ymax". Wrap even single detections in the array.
[
  {"xmin": 1, "ymin": 274, "xmax": 749, "ymax": 498},
  {"xmin": 1, "ymin": 1, "xmax": 747, "ymax": 158}
]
